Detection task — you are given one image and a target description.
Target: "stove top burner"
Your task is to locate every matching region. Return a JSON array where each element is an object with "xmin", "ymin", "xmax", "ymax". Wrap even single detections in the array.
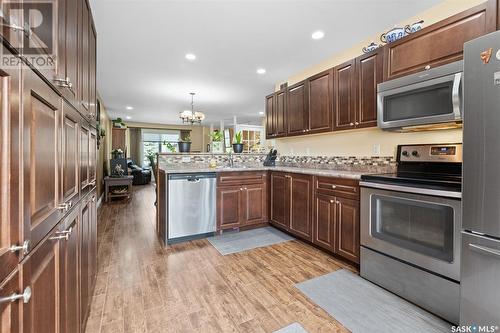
[{"xmin": 361, "ymin": 172, "xmax": 462, "ymax": 192}]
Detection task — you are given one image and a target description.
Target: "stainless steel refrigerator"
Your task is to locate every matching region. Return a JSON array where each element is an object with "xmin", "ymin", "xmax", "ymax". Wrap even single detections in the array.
[{"xmin": 461, "ymin": 30, "xmax": 500, "ymax": 326}]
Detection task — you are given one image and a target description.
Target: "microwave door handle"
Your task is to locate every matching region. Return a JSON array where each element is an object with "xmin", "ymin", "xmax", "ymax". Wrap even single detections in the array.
[{"xmin": 451, "ymin": 72, "xmax": 462, "ymax": 119}]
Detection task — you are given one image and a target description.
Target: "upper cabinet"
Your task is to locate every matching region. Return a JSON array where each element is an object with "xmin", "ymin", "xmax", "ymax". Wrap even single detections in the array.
[
  {"xmin": 384, "ymin": 2, "xmax": 497, "ymax": 80},
  {"xmin": 355, "ymin": 48, "xmax": 383, "ymax": 128},
  {"xmin": 333, "ymin": 59, "xmax": 357, "ymax": 131},
  {"xmin": 308, "ymin": 69, "xmax": 333, "ymax": 133},
  {"xmin": 287, "ymin": 81, "xmax": 309, "ymax": 135},
  {"xmin": 265, "ymin": 89, "xmax": 286, "ymax": 139}
]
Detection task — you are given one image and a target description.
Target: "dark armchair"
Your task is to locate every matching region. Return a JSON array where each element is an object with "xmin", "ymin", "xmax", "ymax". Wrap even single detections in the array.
[{"xmin": 127, "ymin": 159, "xmax": 151, "ymax": 185}]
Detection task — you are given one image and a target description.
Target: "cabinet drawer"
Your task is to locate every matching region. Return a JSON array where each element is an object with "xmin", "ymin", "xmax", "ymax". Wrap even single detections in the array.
[
  {"xmin": 315, "ymin": 176, "xmax": 359, "ymax": 199},
  {"xmin": 217, "ymin": 171, "xmax": 267, "ymax": 186}
]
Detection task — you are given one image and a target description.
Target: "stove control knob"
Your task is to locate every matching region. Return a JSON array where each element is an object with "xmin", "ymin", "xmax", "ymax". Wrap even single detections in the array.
[
  {"xmin": 402, "ymin": 150, "xmax": 409, "ymax": 157},
  {"xmin": 411, "ymin": 150, "xmax": 419, "ymax": 157}
]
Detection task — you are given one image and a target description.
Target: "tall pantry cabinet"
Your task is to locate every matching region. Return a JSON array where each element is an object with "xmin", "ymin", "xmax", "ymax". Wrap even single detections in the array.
[{"xmin": 0, "ymin": 0, "xmax": 99, "ymax": 332}]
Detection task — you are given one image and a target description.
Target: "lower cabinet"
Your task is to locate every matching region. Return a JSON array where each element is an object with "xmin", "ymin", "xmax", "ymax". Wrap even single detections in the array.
[
  {"xmin": 0, "ymin": 270, "xmax": 22, "ymax": 333},
  {"xmin": 335, "ymin": 196, "xmax": 360, "ymax": 263},
  {"xmin": 270, "ymin": 172, "xmax": 313, "ymax": 241},
  {"xmin": 313, "ymin": 193, "xmax": 337, "ymax": 252},
  {"xmin": 217, "ymin": 172, "xmax": 268, "ymax": 230}
]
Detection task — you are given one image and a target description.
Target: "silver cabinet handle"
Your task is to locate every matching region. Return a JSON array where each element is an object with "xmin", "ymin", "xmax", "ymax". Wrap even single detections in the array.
[
  {"xmin": 469, "ymin": 243, "xmax": 500, "ymax": 258},
  {"xmin": 9, "ymin": 240, "xmax": 30, "ymax": 255},
  {"xmin": 331, "ymin": 185, "xmax": 337, "ymax": 189},
  {"xmin": 50, "ymin": 234, "xmax": 70, "ymax": 241},
  {"xmin": 91, "ymin": 196, "xmax": 96, "ymax": 203},
  {"xmin": 240, "ymin": 187, "xmax": 243, "ymax": 191},
  {"xmin": 0, "ymin": 11, "xmax": 31, "ymax": 37},
  {"xmin": 53, "ymin": 77, "xmax": 73, "ymax": 90},
  {"xmin": 349, "ymin": 122, "xmax": 354, "ymax": 126},
  {"xmin": 0, "ymin": 286, "xmax": 32, "ymax": 304},
  {"xmin": 56, "ymin": 227, "xmax": 73, "ymax": 236},
  {"xmin": 50, "ymin": 227, "xmax": 72, "ymax": 241},
  {"xmin": 330, "ymin": 199, "xmax": 334, "ymax": 203},
  {"xmin": 355, "ymin": 122, "xmax": 359, "ymax": 125},
  {"xmin": 424, "ymin": 65, "xmax": 431, "ymax": 70},
  {"xmin": 57, "ymin": 203, "xmax": 69, "ymax": 212}
]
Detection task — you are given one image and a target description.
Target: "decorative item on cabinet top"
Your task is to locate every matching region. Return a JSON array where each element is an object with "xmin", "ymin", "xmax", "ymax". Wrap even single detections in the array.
[
  {"xmin": 405, "ymin": 20, "xmax": 424, "ymax": 34},
  {"xmin": 362, "ymin": 42, "xmax": 382, "ymax": 53},
  {"xmin": 380, "ymin": 26, "xmax": 407, "ymax": 43}
]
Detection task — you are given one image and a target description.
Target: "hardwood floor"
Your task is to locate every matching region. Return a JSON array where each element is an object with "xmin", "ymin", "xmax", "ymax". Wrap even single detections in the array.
[{"xmin": 87, "ymin": 184, "xmax": 354, "ymax": 333}]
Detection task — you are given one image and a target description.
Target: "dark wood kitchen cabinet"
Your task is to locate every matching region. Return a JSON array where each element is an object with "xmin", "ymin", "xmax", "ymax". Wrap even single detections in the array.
[
  {"xmin": 22, "ymin": 67, "xmax": 64, "ymax": 250},
  {"xmin": 270, "ymin": 172, "xmax": 312, "ymax": 240},
  {"xmin": 308, "ymin": 69, "xmax": 333, "ymax": 133},
  {"xmin": 333, "ymin": 59, "xmax": 357, "ymax": 131},
  {"xmin": 80, "ymin": 121, "xmax": 90, "ymax": 191},
  {"xmin": 265, "ymin": 89, "xmax": 286, "ymax": 139},
  {"xmin": 0, "ymin": 47, "xmax": 22, "ymax": 284},
  {"xmin": 270, "ymin": 172, "xmax": 289, "ymax": 229},
  {"xmin": 287, "ymin": 81, "xmax": 309, "ymax": 135},
  {"xmin": 80, "ymin": 0, "xmax": 91, "ymax": 117},
  {"xmin": 0, "ymin": 269, "xmax": 22, "ymax": 333},
  {"xmin": 335, "ymin": 196, "xmax": 360, "ymax": 264},
  {"xmin": 313, "ymin": 193, "xmax": 336, "ymax": 252},
  {"xmin": 355, "ymin": 49, "xmax": 383, "ymax": 128},
  {"xmin": 217, "ymin": 172, "xmax": 268, "ymax": 230},
  {"xmin": 384, "ymin": 1, "xmax": 497, "ymax": 80},
  {"xmin": 62, "ymin": 101, "xmax": 81, "ymax": 206}
]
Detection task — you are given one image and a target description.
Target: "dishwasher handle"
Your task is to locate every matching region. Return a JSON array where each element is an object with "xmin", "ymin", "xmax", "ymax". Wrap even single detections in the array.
[
  {"xmin": 168, "ymin": 172, "xmax": 216, "ymax": 181},
  {"xmin": 187, "ymin": 178, "xmax": 201, "ymax": 183}
]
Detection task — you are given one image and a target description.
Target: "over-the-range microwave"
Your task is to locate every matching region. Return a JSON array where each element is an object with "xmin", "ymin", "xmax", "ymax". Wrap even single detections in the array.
[{"xmin": 377, "ymin": 61, "xmax": 463, "ymax": 131}]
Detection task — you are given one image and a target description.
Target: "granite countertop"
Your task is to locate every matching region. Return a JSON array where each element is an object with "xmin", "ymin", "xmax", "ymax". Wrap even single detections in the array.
[{"xmin": 159, "ymin": 165, "xmax": 373, "ymax": 180}]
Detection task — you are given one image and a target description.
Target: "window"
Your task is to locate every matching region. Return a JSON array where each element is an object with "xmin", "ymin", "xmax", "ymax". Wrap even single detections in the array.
[{"xmin": 141, "ymin": 129, "xmax": 181, "ymax": 166}]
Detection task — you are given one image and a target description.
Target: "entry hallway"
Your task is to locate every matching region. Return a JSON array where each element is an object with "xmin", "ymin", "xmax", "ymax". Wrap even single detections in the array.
[{"xmin": 86, "ymin": 185, "xmax": 355, "ymax": 333}]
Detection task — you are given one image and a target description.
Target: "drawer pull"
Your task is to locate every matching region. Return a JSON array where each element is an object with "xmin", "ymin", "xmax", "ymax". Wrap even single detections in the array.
[
  {"xmin": 331, "ymin": 185, "xmax": 337, "ymax": 189},
  {"xmin": 57, "ymin": 203, "xmax": 69, "ymax": 212},
  {"xmin": 330, "ymin": 200, "xmax": 334, "ymax": 203},
  {"xmin": 469, "ymin": 243, "xmax": 500, "ymax": 258},
  {"xmin": 9, "ymin": 240, "xmax": 30, "ymax": 255},
  {"xmin": 0, "ymin": 287, "xmax": 32, "ymax": 304}
]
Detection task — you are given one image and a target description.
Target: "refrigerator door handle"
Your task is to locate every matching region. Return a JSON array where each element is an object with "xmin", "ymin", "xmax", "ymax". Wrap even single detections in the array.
[{"xmin": 469, "ymin": 243, "xmax": 500, "ymax": 258}]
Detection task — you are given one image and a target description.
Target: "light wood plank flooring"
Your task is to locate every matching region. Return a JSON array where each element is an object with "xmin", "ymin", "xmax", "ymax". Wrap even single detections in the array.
[{"xmin": 86, "ymin": 184, "xmax": 354, "ymax": 333}]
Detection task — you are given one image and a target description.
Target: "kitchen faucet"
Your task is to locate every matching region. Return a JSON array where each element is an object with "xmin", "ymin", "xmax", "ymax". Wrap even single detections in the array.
[{"xmin": 228, "ymin": 152, "xmax": 234, "ymax": 167}]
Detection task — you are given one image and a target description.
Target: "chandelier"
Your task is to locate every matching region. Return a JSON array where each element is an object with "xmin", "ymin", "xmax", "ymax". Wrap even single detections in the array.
[{"xmin": 179, "ymin": 92, "xmax": 205, "ymax": 124}]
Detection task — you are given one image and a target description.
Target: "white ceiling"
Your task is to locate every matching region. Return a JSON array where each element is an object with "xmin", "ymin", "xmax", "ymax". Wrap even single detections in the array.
[{"xmin": 89, "ymin": 0, "xmax": 441, "ymax": 126}]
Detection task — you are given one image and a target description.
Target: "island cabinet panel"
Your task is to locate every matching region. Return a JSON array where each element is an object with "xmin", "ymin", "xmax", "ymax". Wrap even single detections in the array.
[
  {"xmin": 0, "ymin": 269, "xmax": 22, "ymax": 333},
  {"xmin": 289, "ymin": 174, "xmax": 313, "ymax": 241},
  {"xmin": 270, "ymin": 172, "xmax": 289, "ymax": 230},
  {"xmin": 217, "ymin": 172, "xmax": 268, "ymax": 230},
  {"xmin": 356, "ymin": 49, "xmax": 383, "ymax": 128},
  {"xmin": 217, "ymin": 186, "xmax": 243, "ymax": 229},
  {"xmin": 313, "ymin": 193, "xmax": 336, "ymax": 252},
  {"xmin": 335, "ymin": 196, "xmax": 360, "ymax": 264},
  {"xmin": 22, "ymin": 67, "xmax": 64, "ymax": 250},
  {"xmin": 308, "ymin": 69, "xmax": 333, "ymax": 133},
  {"xmin": 333, "ymin": 59, "xmax": 357, "ymax": 131},
  {"xmin": 384, "ymin": 2, "xmax": 496, "ymax": 80},
  {"xmin": 0, "ymin": 48, "xmax": 22, "ymax": 283},
  {"xmin": 286, "ymin": 81, "xmax": 309, "ymax": 135}
]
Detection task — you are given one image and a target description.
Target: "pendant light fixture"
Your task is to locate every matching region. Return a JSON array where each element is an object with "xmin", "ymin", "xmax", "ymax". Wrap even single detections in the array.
[{"xmin": 179, "ymin": 92, "xmax": 205, "ymax": 124}]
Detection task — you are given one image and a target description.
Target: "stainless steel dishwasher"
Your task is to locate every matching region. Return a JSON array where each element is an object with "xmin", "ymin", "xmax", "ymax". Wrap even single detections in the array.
[{"xmin": 167, "ymin": 173, "xmax": 216, "ymax": 243}]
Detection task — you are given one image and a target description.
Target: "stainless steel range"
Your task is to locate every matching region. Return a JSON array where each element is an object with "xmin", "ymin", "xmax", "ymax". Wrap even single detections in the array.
[{"xmin": 360, "ymin": 143, "xmax": 462, "ymax": 324}]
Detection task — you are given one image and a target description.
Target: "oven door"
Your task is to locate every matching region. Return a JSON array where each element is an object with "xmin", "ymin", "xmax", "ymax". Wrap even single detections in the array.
[
  {"xmin": 360, "ymin": 183, "xmax": 461, "ymax": 281},
  {"xmin": 377, "ymin": 72, "xmax": 462, "ymax": 130}
]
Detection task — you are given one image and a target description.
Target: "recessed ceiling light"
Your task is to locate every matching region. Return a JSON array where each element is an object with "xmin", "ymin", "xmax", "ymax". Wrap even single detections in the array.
[
  {"xmin": 257, "ymin": 68, "xmax": 266, "ymax": 74},
  {"xmin": 125, "ymin": 106, "xmax": 133, "ymax": 110},
  {"xmin": 185, "ymin": 53, "xmax": 196, "ymax": 60},
  {"xmin": 126, "ymin": 116, "xmax": 132, "ymax": 120},
  {"xmin": 311, "ymin": 30, "xmax": 325, "ymax": 40},
  {"xmin": 259, "ymin": 111, "xmax": 264, "ymax": 115}
]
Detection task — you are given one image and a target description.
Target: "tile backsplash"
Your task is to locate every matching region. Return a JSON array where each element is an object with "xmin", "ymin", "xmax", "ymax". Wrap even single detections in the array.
[{"xmin": 158, "ymin": 153, "xmax": 397, "ymax": 173}]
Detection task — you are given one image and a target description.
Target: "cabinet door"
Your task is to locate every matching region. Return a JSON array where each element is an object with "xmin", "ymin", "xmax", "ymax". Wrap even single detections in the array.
[
  {"xmin": 335, "ymin": 197, "xmax": 360, "ymax": 264},
  {"xmin": 333, "ymin": 59, "xmax": 356, "ymax": 131},
  {"xmin": 22, "ymin": 226, "xmax": 62, "ymax": 333},
  {"xmin": 265, "ymin": 93, "xmax": 275, "ymax": 138},
  {"xmin": 89, "ymin": 191, "xmax": 97, "ymax": 289},
  {"xmin": 384, "ymin": 3, "xmax": 495, "ymax": 80},
  {"xmin": 0, "ymin": 49, "xmax": 23, "ymax": 282},
  {"xmin": 356, "ymin": 49, "xmax": 383, "ymax": 128},
  {"xmin": 217, "ymin": 186, "xmax": 242, "ymax": 229},
  {"xmin": 80, "ymin": 0, "xmax": 90, "ymax": 116},
  {"xmin": 313, "ymin": 193, "xmax": 336, "ymax": 252},
  {"xmin": 80, "ymin": 121, "xmax": 89, "ymax": 190},
  {"xmin": 56, "ymin": 0, "xmax": 79, "ymax": 104},
  {"xmin": 62, "ymin": 101, "xmax": 80, "ymax": 206},
  {"xmin": 22, "ymin": 67, "xmax": 63, "ymax": 249},
  {"xmin": 89, "ymin": 23, "xmax": 97, "ymax": 121},
  {"xmin": 80, "ymin": 196, "xmax": 91, "ymax": 329},
  {"xmin": 89, "ymin": 129, "xmax": 97, "ymax": 186},
  {"xmin": 242, "ymin": 183, "xmax": 267, "ymax": 225},
  {"xmin": 0, "ymin": 269, "xmax": 22, "ymax": 333},
  {"xmin": 270, "ymin": 172, "xmax": 289, "ymax": 230},
  {"xmin": 59, "ymin": 208, "xmax": 80, "ymax": 333},
  {"xmin": 0, "ymin": 2, "xmax": 25, "ymax": 51},
  {"xmin": 275, "ymin": 89, "xmax": 287, "ymax": 137},
  {"xmin": 308, "ymin": 69, "xmax": 333, "ymax": 133},
  {"xmin": 289, "ymin": 174, "xmax": 312, "ymax": 241},
  {"xmin": 287, "ymin": 81, "xmax": 309, "ymax": 135}
]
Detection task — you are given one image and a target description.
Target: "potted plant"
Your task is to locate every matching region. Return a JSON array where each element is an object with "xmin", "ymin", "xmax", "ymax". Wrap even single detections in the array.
[
  {"xmin": 111, "ymin": 148, "xmax": 124, "ymax": 159},
  {"xmin": 112, "ymin": 118, "xmax": 127, "ymax": 128},
  {"xmin": 178, "ymin": 134, "xmax": 191, "ymax": 153},
  {"xmin": 232, "ymin": 131, "xmax": 244, "ymax": 153},
  {"xmin": 163, "ymin": 141, "xmax": 176, "ymax": 153},
  {"xmin": 210, "ymin": 131, "xmax": 224, "ymax": 153}
]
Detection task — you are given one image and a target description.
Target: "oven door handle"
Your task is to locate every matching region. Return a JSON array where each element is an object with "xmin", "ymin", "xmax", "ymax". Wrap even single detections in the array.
[
  {"xmin": 359, "ymin": 181, "xmax": 462, "ymax": 199},
  {"xmin": 451, "ymin": 72, "xmax": 462, "ymax": 120}
]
